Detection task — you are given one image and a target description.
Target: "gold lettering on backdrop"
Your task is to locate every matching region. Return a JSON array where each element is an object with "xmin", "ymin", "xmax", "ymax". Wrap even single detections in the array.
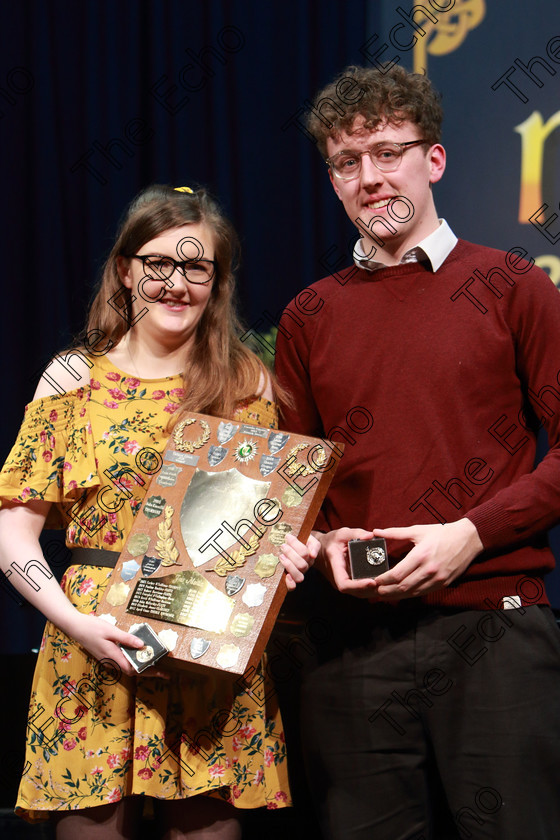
[
  {"xmin": 535, "ymin": 255, "xmax": 560, "ymax": 289},
  {"xmin": 515, "ymin": 110, "xmax": 560, "ymax": 223},
  {"xmin": 412, "ymin": 0, "xmax": 486, "ymax": 74}
]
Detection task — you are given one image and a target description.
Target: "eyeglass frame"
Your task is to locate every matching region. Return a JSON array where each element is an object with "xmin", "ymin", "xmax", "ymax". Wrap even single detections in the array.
[
  {"xmin": 126, "ymin": 254, "xmax": 216, "ymax": 285},
  {"xmin": 325, "ymin": 139, "xmax": 429, "ymax": 181}
]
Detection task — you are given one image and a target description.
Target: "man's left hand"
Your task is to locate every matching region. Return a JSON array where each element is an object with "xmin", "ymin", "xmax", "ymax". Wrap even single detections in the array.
[{"xmin": 371, "ymin": 519, "xmax": 483, "ymax": 599}]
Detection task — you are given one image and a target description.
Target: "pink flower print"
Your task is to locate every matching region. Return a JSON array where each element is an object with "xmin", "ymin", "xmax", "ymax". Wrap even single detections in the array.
[
  {"xmin": 137, "ymin": 767, "xmax": 153, "ymax": 780},
  {"xmin": 231, "ymin": 785, "xmax": 242, "ymax": 799},
  {"xmin": 107, "ymin": 753, "xmax": 120, "ymax": 769},
  {"xmin": 77, "ymin": 727, "xmax": 87, "ymax": 741},
  {"xmin": 90, "ymin": 379, "xmax": 101, "ymax": 390},
  {"xmin": 49, "ymin": 435, "xmax": 55, "ymax": 448},
  {"xmin": 49, "ymin": 410, "xmax": 58, "ymax": 422},
  {"xmin": 163, "ymin": 403, "xmax": 178, "ymax": 414},
  {"xmin": 108, "ymin": 513, "xmax": 118, "ymax": 524},
  {"xmin": 105, "ymin": 372, "xmax": 120, "ymax": 381},
  {"xmin": 103, "ymin": 531, "xmax": 118, "ymax": 546},
  {"xmin": 169, "ymin": 387, "xmax": 185, "ymax": 399},
  {"xmin": 123, "ymin": 440, "xmax": 141, "ymax": 455},
  {"xmin": 78, "ymin": 578, "xmax": 94, "ymax": 595},
  {"xmin": 42, "ymin": 451, "xmax": 53, "ymax": 463},
  {"xmin": 60, "ymin": 651, "xmax": 72, "ymax": 662},
  {"xmin": 21, "ymin": 487, "xmax": 31, "ymax": 500},
  {"xmin": 108, "ymin": 387, "xmax": 127, "ymax": 401},
  {"xmin": 103, "ymin": 400, "xmax": 120, "ymax": 409},
  {"xmin": 85, "ymin": 750, "xmax": 95, "ymax": 758},
  {"xmin": 40, "ymin": 432, "xmax": 47, "ymax": 444},
  {"xmin": 67, "ymin": 480, "xmax": 77, "ymax": 491},
  {"xmin": 124, "ymin": 377, "xmax": 140, "ymax": 390},
  {"xmin": 264, "ymin": 747, "xmax": 274, "ymax": 767},
  {"xmin": 62, "ymin": 680, "xmax": 77, "ymax": 697},
  {"xmin": 232, "ymin": 736, "xmax": 243, "ymax": 752},
  {"xmin": 152, "ymin": 390, "xmax": 165, "ymax": 400},
  {"xmin": 253, "ymin": 768, "xmax": 264, "ymax": 785},
  {"xmin": 134, "ymin": 745, "xmax": 151, "ymax": 761},
  {"xmin": 120, "ymin": 748, "xmax": 131, "ymax": 762},
  {"xmin": 105, "ymin": 788, "xmax": 121, "ymax": 803},
  {"xmin": 91, "ymin": 766, "xmax": 103, "ymax": 775},
  {"xmin": 237, "ymin": 724, "xmax": 257, "ymax": 739},
  {"xmin": 208, "ymin": 764, "xmax": 226, "ymax": 778},
  {"xmin": 63, "ymin": 461, "xmax": 72, "ymax": 471},
  {"xmin": 63, "ymin": 739, "xmax": 76, "ymax": 751},
  {"xmin": 267, "ymin": 802, "xmax": 278, "ymax": 809},
  {"xmin": 275, "ymin": 791, "xmax": 288, "ymax": 803}
]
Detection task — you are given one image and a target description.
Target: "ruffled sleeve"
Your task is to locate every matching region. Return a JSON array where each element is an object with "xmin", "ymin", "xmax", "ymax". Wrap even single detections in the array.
[{"xmin": 0, "ymin": 387, "xmax": 99, "ymax": 528}]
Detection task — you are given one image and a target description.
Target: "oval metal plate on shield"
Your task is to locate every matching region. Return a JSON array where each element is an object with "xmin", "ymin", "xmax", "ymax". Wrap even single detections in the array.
[{"xmin": 180, "ymin": 468, "xmax": 270, "ymax": 567}]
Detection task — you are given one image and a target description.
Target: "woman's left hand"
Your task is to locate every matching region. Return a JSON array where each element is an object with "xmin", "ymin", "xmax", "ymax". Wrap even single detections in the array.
[{"xmin": 279, "ymin": 532, "xmax": 321, "ymax": 590}]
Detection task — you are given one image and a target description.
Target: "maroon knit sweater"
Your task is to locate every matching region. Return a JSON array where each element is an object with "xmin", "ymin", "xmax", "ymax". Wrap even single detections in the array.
[{"xmin": 275, "ymin": 239, "xmax": 560, "ymax": 609}]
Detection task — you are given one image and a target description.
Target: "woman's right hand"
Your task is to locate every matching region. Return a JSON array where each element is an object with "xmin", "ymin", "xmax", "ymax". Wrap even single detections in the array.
[
  {"xmin": 64, "ymin": 612, "xmax": 144, "ymax": 676},
  {"xmin": 62, "ymin": 612, "xmax": 169, "ymax": 678}
]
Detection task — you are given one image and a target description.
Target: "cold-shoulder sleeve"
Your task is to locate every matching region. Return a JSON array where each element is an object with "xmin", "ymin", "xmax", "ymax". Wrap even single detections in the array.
[{"xmin": 0, "ymin": 388, "xmax": 99, "ymax": 527}]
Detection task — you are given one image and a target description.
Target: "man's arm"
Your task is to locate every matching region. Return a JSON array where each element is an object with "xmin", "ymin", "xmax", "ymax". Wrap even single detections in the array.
[{"xmin": 370, "ymin": 264, "xmax": 560, "ymax": 599}]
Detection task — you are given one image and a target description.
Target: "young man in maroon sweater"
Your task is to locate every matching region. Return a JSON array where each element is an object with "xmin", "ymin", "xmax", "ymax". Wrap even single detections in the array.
[{"xmin": 276, "ymin": 65, "xmax": 560, "ymax": 840}]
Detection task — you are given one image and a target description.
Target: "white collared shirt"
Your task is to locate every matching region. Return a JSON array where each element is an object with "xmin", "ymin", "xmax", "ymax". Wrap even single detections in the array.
[{"xmin": 353, "ymin": 219, "xmax": 458, "ymax": 273}]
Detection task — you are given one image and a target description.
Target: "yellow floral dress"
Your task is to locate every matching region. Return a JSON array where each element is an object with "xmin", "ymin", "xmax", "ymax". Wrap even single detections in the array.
[{"xmin": 0, "ymin": 354, "xmax": 290, "ymax": 821}]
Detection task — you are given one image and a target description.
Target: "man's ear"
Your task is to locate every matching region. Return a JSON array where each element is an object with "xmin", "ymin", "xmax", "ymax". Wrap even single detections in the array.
[
  {"xmin": 116, "ymin": 256, "xmax": 133, "ymax": 288},
  {"xmin": 328, "ymin": 168, "xmax": 344, "ymax": 201},
  {"xmin": 428, "ymin": 143, "xmax": 446, "ymax": 185}
]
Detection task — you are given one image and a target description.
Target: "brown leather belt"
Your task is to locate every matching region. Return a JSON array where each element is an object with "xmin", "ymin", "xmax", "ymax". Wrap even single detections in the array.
[{"xmin": 71, "ymin": 547, "xmax": 120, "ymax": 568}]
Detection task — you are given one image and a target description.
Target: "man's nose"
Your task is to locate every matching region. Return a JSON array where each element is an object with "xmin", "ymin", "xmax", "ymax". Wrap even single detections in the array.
[{"xmin": 359, "ymin": 152, "xmax": 385, "ymax": 190}]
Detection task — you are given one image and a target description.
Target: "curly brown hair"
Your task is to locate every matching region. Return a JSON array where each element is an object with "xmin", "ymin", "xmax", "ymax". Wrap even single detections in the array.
[{"xmin": 306, "ymin": 65, "xmax": 443, "ymax": 157}]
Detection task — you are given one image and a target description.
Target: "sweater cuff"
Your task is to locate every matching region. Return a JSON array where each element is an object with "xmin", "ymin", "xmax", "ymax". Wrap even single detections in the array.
[{"xmin": 466, "ymin": 500, "xmax": 516, "ymax": 551}]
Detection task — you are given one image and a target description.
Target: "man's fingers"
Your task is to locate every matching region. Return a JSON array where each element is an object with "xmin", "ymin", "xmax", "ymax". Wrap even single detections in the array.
[{"xmin": 374, "ymin": 526, "xmax": 417, "ymax": 541}]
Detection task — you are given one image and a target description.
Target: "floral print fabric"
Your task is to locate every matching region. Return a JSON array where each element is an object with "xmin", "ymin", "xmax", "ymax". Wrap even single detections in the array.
[{"xmin": 0, "ymin": 355, "xmax": 289, "ymax": 820}]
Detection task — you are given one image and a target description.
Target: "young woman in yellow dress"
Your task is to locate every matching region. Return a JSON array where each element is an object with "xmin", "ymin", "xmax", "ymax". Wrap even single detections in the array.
[{"xmin": 0, "ymin": 185, "xmax": 311, "ymax": 839}]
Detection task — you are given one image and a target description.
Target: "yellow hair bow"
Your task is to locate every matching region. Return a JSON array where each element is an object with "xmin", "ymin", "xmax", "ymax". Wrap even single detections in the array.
[{"xmin": 174, "ymin": 186, "xmax": 194, "ymax": 193}]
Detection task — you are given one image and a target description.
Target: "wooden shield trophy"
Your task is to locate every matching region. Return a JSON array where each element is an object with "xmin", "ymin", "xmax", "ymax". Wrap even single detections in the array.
[{"xmin": 95, "ymin": 412, "xmax": 342, "ymax": 677}]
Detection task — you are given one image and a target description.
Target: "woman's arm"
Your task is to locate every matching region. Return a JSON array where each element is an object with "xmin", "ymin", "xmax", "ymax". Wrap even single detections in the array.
[{"xmin": 0, "ymin": 500, "xmax": 145, "ymax": 675}]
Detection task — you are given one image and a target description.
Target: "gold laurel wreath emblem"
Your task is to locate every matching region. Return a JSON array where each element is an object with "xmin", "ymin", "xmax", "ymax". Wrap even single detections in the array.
[
  {"xmin": 208, "ymin": 533, "xmax": 260, "ymax": 577},
  {"xmin": 285, "ymin": 443, "xmax": 327, "ymax": 477},
  {"xmin": 156, "ymin": 506, "xmax": 181, "ymax": 567},
  {"xmin": 173, "ymin": 418, "xmax": 211, "ymax": 452}
]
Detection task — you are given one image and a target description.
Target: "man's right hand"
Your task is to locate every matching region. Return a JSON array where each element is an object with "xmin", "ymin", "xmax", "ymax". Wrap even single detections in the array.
[
  {"xmin": 280, "ymin": 527, "xmax": 381, "ymax": 598},
  {"xmin": 315, "ymin": 528, "xmax": 381, "ymax": 597}
]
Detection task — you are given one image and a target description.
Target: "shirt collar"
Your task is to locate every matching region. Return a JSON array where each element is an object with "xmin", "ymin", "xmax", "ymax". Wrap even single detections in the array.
[{"xmin": 353, "ymin": 219, "xmax": 458, "ymax": 273}]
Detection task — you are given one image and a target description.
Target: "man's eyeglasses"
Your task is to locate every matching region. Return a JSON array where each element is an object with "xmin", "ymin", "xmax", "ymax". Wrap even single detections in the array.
[
  {"xmin": 127, "ymin": 255, "xmax": 216, "ymax": 285},
  {"xmin": 326, "ymin": 140, "xmax": 428, "ymax": 181}
]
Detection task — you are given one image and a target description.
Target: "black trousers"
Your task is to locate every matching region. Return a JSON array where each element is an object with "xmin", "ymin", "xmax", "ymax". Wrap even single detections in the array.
[{"xmin": 300, "ymin": 603, "xmax": 560, "ymax": 840}]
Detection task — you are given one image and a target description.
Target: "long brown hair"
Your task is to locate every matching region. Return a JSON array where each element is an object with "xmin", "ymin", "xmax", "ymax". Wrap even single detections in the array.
[{"xmin": 81, "ymin": 184, "xmax": 267, "ymax": 418}]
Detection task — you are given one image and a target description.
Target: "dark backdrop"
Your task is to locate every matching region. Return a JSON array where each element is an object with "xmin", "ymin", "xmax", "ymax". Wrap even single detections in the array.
[{"xmin": 2, "ymin": 0, "xmax": 560, "ymax": 653}]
